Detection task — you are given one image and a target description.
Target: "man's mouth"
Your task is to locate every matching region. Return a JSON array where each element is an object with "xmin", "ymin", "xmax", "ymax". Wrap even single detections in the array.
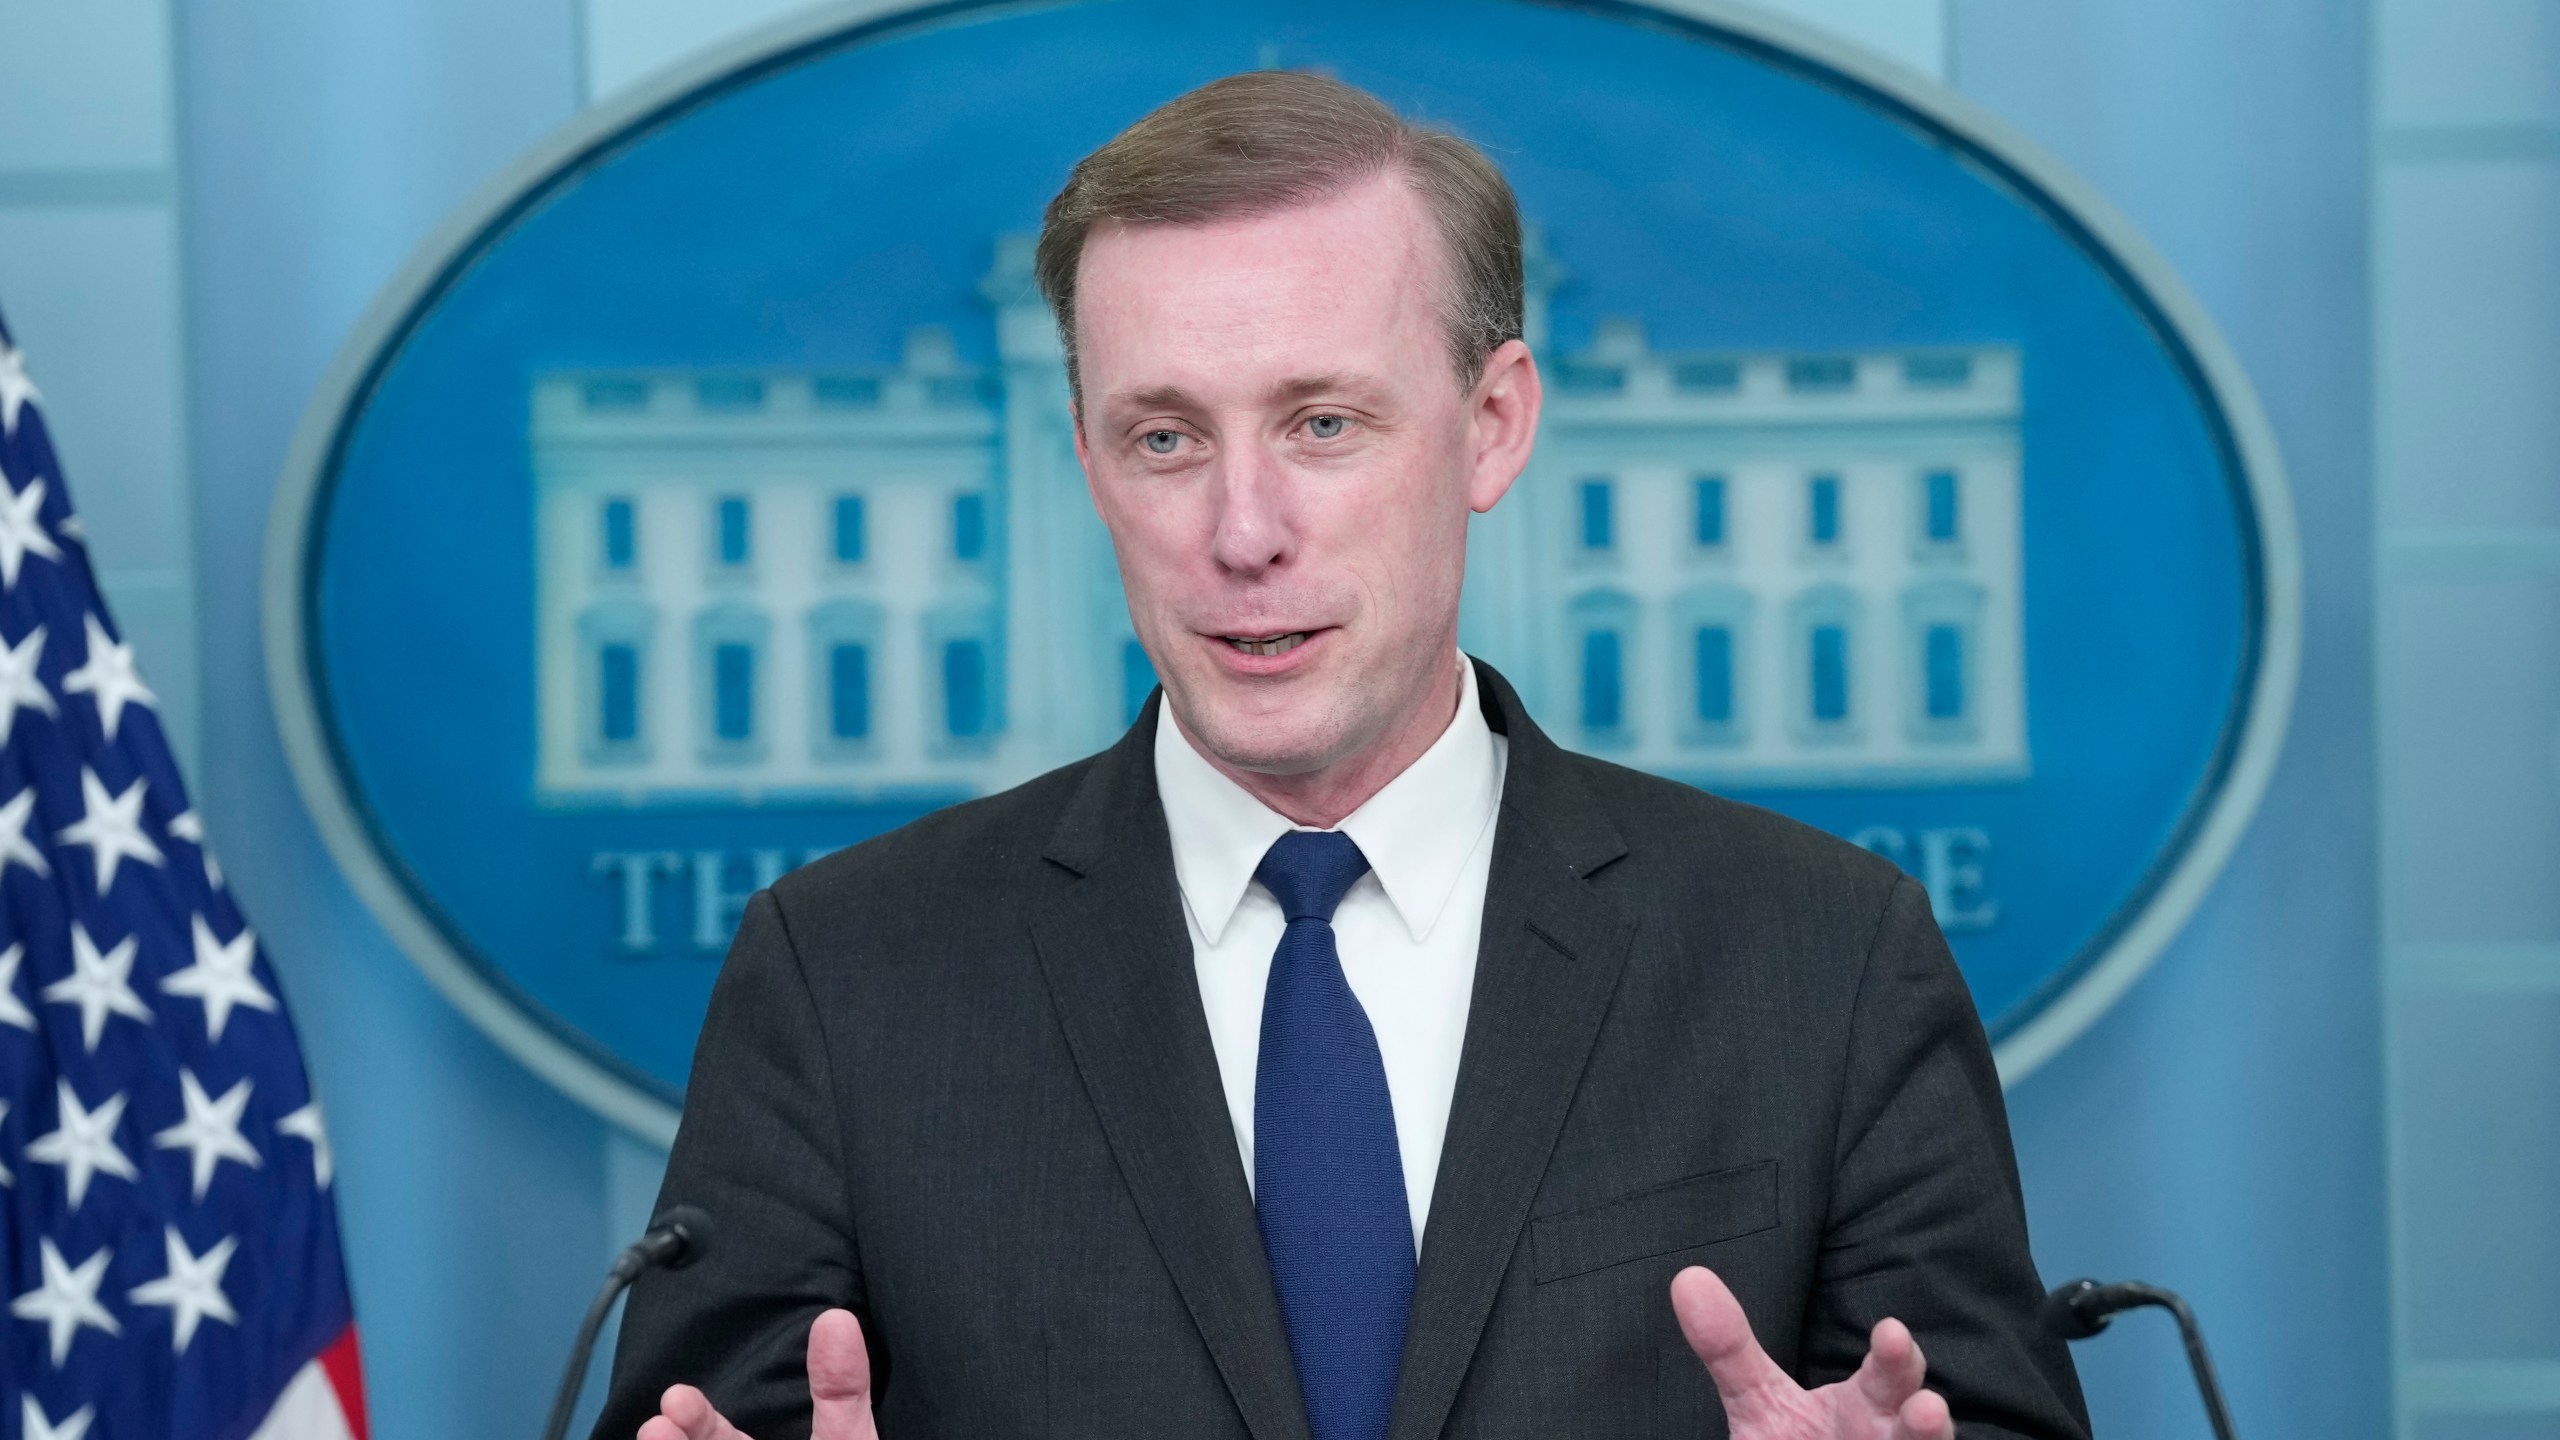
[{"xmin": 1220, "ymin": 631, "xmax": 1312, "ymax": 657}]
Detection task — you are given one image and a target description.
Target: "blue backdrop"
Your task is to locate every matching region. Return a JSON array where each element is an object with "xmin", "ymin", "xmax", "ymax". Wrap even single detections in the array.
[{"xmin": 295, "ymin": 0, "xmax": 2256, "ymax": 1108}]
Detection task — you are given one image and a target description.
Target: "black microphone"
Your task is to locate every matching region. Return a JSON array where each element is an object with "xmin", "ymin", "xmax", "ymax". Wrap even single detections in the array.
[
  {"xmin": 542, "ymin": 1206, "xmax": 716, "ymax": 1440},
  {"xmin": 2043, "ymin": 1277, "xmax": 2238, "ymax": 1440}
]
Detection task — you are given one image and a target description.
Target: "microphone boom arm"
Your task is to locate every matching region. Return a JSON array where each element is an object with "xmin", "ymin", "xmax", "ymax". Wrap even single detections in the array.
[
  {"xmin": 541, "ymin": 1207, "xmax": 714, "ymax": 1440},
  {"xmin": 2044, "ymin": 1277, "xmax": 2238, "ymax": 1440}
]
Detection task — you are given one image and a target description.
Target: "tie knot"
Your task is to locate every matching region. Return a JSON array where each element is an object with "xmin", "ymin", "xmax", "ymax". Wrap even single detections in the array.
[{"xmin": 1256, "ymin": 830, "xmax": 1371, "ymax": 924}]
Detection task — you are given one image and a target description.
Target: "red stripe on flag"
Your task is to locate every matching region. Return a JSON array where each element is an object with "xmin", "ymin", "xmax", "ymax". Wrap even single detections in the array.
[{"xmin": 319, "ymin": 1327, "xmax": 370, "ymax": 1440}]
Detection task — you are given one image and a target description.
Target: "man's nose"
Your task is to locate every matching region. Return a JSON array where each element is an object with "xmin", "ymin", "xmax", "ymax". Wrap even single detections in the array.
[{"xmin": 1207, "ymin": 439, "xmax": 1295, "ymax": 576}]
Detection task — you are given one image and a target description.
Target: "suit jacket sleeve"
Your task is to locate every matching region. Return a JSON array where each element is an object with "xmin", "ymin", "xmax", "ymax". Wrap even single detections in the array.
[
  {"xmin": 592, "ymin": 888, "xmax": 863, "ymax": 1440},
  {"xmin": 1799, "ymin": 875, "xmax": 2092, "ymax": 1439}
]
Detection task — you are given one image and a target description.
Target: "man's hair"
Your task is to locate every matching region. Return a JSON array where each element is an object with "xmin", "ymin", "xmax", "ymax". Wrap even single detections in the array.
[{"xmin": 1034, "ymin": 71, "xmax": 1524, "ymax": 403}]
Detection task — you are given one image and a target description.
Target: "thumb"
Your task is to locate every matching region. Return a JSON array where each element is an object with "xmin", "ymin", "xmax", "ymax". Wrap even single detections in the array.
[
  {"xmin": 809, "ymin": 1309, "xmax": 878, "ymax": 1440},
  {"xmin": 1670, "ymin": 1267, "xmax": 1800, "ymax": 1426}
]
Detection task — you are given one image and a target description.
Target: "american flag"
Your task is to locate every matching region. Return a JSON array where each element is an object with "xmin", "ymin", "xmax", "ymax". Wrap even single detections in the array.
[{"xmin": 0, "ymin": 305, "xmax": 365, "ymax": 1438}]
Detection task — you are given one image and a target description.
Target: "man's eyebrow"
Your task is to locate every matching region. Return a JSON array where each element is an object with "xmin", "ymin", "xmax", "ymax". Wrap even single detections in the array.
[
  {"xmin": 1108, "ymin": 384, "xmax": 1196, "ymax": 413},
  {"xmin": 1103, "ymin": 374, "xmax": 1379, "ymax": 415},
  {"xmin": 1267, "ymin": 372, "xmax": 1372, "ymax": 404}
]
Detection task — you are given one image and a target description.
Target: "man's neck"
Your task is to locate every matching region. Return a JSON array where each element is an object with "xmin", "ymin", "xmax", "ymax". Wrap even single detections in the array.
[{"xmin": 1184, "ymin": 655, "xmax": 1467, "ymax": 830}]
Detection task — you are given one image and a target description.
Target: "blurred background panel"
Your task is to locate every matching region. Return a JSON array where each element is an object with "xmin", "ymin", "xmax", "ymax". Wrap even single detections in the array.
[
  {"xmin": 2, "ymin": 0, "xmax": 2551, "ymax": 1437},
  {"xmin": 2373, "ymin": 0, "xmax": 2560, "ymax": 1430},
  {"xmin": 0, "ymin": 0, "xmax": 196, "ymax": 779}
]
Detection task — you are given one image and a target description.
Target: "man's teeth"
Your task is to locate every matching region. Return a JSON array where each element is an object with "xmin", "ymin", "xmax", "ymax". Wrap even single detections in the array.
[{"xmin": 1224, "ymin": 632, "xmax": 1310, "ymax": 657}]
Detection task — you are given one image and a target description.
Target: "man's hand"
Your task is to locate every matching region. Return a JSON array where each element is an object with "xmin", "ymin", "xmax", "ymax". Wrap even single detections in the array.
[
  {"xmin": 1672, "ymin": 1267, "xmax": 1952, "ymax": 1440},
  {"xmin": 636, "ymin": 1308, "xmax": 877, "ymax": 1440}
]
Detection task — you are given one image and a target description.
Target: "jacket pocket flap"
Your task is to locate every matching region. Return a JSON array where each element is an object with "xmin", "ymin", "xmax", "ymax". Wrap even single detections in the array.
[{"xmin": 1530, "ymin": 1161, "xmax": 1779, "ymax": 1285}]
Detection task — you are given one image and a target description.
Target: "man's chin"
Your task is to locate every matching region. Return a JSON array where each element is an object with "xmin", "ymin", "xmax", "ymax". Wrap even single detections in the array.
[
  {"xmin": 1188, "ymin": 731, "xmax": 1345, "ymax": 781},
  {"xmin": 1168, "ymin": 695, "xmax": 1352, "ymax": 779}
]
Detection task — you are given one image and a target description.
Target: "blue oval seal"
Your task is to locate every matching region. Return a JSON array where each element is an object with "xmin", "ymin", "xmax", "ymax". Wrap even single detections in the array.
[{"xmin": 264, "ymin": 0, "xmax": 2299, "ymax": 1142}]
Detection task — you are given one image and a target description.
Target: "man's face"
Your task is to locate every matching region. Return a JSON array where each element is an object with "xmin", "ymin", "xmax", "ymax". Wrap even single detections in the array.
[{"xmin": 1072, "ymin": 173, "xmax": 1537, "ymax": 779}]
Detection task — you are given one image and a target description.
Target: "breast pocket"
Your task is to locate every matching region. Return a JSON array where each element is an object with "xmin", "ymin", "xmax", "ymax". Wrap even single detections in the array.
[{"xmin": 1530, "ymin": 1160, "xmax": 1780, "ymax": 1285}]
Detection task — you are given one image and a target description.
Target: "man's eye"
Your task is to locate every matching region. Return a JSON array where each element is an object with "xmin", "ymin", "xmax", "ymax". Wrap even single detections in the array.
[
  {"xmin": 1141, "ymin": 430, "xmax": 1183, "ymax": 455},
  {"xmin": 1306, "ymin": 414, "xmax": 1348, "ymax": 440}
]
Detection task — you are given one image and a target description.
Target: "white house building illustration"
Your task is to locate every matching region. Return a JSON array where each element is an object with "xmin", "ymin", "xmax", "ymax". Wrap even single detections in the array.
[{"xmin": 530, "ymin": 231, "xmax": 2026, "ymax": 806}]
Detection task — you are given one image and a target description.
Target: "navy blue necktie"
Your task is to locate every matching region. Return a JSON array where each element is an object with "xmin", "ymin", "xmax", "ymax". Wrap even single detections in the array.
[{"xmin": 1253, "ymin": 829, "xmax": 1415, "ymax": 1440}]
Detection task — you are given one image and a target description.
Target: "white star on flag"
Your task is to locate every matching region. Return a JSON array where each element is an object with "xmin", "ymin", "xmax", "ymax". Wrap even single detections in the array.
[
  {"xmin": 0, "ymin": 942, "xmax": 34, "ymax": 1031},
  {"xmin": 61, "ymin": 613, "xmax": 155, "ymax": 743},
  {"xmin": 0, "ymin": 787, "xmax": 51, "ymax": 877},
  {"xmin": 0, "ymin": 336, "xmax": 39, "ymax": 436},
  {"xmin": 154, "ymin": 1070, "xmax": 262, "ymax": 1200},
  {"xmin": 163, "ymin": 915, "xmax": 278, "ymax": 1044},
  {"xmin": 0, "ymin": 624, "xmax": 57, "ymax": 744},
  {"xmin": 130, "ymin": 1228, "xmax": 241, "ymax": 1355},
  {"xmin": 276, "ymin": 1099, "xmax": 334, "ymax": 1190},
  {"xmin": 9, "ymin": 1237, "xmax": 120, "ymax": 1366},
  {"xmin": 0, "ymin": 476, "xmax": 62, "ymax": 588},
  {"xmin": 41, "ymin": 922, "xmax": 153, "ymax": 1053},
  {"xmin": 20, "ymin": 1395, "xmax": 93, "ymax": 1440},
  {"xmin": 0, "ymin": 1099, "xmax": 11, "ymax": 1184},
  {"xmin": 56, "ymin": 767, "xmax": 163, "ymax": 894},
  {"xmin": 25, "ymin": 1080, "xmax": 137, "ymax": 1209},
  {"xmin": 167, "ymin": 807, "xmax": 225, "ymax": 889}
]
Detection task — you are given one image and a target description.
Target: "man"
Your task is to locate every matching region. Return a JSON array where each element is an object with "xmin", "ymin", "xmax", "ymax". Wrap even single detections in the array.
[{"xmin": 599, "ymin": 72, "xmax": 2089, "ymax": 1440}]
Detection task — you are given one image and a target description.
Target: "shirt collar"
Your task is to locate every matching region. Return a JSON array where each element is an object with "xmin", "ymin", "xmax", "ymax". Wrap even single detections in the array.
[{"xmin": 1154, "ymin": 654, "xmax": 1505, "ymax": 946}]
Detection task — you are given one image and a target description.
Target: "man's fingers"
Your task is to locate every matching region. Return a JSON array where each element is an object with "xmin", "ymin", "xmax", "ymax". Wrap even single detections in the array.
[
  {"xmin": 1896, "ymin": 1383, "xmax": 1954, "ymax": 1440},
  {"xmin": 1850, "ymin": 1318, "xmax": 1951, "ymax": 1440},
  {"xmin": 1669, "ymin": 1267, "xmax": 1797, "ymax": 1415},
  {"xmin": 645, "ymin": 1384, "xmax": 751, "ymax": 1440},
  {"xmin": 1851, "ymin": 1316, "xmax": 1928, "ymax": 1414},
  {"xmin": 629, "ymin": 1314, "xmax": 871, "ymax": 1440},
  {"xmin": 809, "ymin": 1308, "xmax": 880, "ymax": 1440}
]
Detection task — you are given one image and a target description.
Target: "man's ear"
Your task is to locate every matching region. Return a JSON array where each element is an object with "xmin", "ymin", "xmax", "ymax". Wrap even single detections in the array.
[{"xmin": 1465, "ymin": 338, "xmax": 1541, "ymax": 514}]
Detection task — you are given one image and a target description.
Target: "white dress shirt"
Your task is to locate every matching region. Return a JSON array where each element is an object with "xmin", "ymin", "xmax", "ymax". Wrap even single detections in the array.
[{"xmin": 1154, "ymin": 654, "xmax": 1508, "ymax": 1250}]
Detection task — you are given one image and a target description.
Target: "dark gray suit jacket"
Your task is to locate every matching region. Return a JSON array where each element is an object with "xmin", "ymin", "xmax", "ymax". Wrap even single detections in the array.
[{"xmin": 597, "ymin": 661, "xmax": 2090, "ymax": 1439}]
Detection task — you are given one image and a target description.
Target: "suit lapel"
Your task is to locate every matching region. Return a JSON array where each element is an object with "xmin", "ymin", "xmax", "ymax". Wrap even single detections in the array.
[
  {"xmin": 1032, "ymin": 703, "xmax": 1311, "ymax": 1440},
  {"xmin": 1387, "ymin": 664, "xmax": 1636, "ymax": 1440}
]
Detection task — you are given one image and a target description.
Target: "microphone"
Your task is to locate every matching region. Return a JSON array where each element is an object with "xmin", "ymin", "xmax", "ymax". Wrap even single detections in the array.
[
  {"xmin": 541, "ymin": 1206, "xmax": 716, "ymax": 1440},
  {"xmin": 2043, "ymin": 1277, "xmax": 2238, "ymax": 1440}
]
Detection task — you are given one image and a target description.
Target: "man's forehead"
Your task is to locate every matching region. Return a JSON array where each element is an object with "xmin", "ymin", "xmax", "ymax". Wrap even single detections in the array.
[
  {"xmin": 1080, "ymin": 177, "xmax": 1443, "ymax": 306},
  {"xmin": 1073, "ymin": 178, "xmax": 1449, "ymax": 402}
]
